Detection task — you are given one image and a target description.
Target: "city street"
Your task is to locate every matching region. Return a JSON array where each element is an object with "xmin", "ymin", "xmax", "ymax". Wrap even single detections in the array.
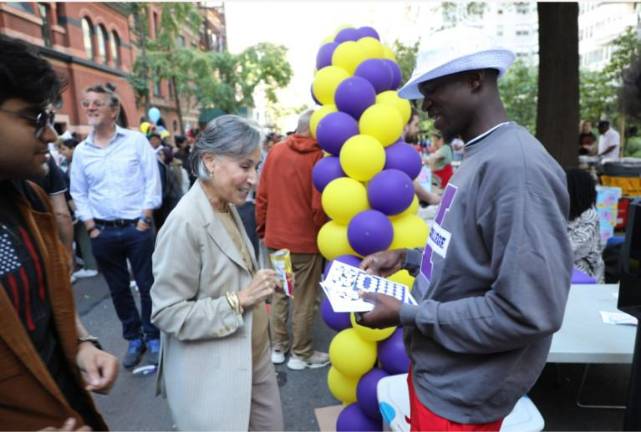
[{"xmin": 74, "ymin": 273, "xmax": 628, "ymax": 431}]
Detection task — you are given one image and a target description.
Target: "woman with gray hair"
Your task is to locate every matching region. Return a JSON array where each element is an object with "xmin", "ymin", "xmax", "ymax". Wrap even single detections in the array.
[{"xmin": 150, "ymin": 115, "xmax": 283, "ymax": 431}]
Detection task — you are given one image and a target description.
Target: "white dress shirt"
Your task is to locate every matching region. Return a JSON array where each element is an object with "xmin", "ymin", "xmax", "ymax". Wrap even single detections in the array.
[
  {"xmin": 598, "ymin": 128, "xmax": 620, "ymax": 160},
  {"xmin": 70, "ymin": 126, "xmax": 162, "ymax": 221}
]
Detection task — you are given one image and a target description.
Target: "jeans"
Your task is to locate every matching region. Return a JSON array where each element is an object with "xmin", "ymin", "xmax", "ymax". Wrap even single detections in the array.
[{"xmin": 91, "ymin": 224, "xmax": 159, "ymax": 341}]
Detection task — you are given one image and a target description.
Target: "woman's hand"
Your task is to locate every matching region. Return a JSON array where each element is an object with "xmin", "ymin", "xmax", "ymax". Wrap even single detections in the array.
[{"xmin": 238, "ymin": 269, "xmax": 278, "ymax": 309}]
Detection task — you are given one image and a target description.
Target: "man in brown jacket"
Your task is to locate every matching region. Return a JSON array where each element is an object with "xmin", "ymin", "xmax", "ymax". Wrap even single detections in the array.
[
  {"xmin": 0, "ymin": 35, "xmax": 118, "ymax": 430},
  {"xmin": 255, "ymin": 110, "xmax": 329, "ymax": 370}
]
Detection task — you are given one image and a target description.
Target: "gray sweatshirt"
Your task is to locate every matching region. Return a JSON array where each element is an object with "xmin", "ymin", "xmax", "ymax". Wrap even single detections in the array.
[{"xmin": 399, "ymin": 122, "xmax": 572, "ymax": 423}]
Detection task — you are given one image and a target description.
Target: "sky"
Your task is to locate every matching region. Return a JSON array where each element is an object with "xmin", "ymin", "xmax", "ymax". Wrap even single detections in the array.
[{"xmin": 224, "ymin": 1, "xmax": 427, "ymax": 129}]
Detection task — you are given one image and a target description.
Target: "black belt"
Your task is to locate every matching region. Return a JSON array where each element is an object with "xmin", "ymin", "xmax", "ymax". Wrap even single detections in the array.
[{"xmin": 94, "ymin": 218, "xmax": 138, "ymax": 227}]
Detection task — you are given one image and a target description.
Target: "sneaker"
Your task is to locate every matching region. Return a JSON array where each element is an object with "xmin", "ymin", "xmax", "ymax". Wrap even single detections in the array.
[
  {"xmin": 271, "ymin": 349, "xmax": 286, "ymax": 365},
  {"xmin": 73, "ymin": 268, "xmax": 98, "ymax": 279},
  {"xmin": 286, "ymin": 351, "xmax": 330, "ymax": 370},
  {"xmin": 123, "ymin": 338, "xmax": 146, "ymax": 369},
  {"xmin": 146, "ymin": 338, "xmax": 161, "ymax": 365},
  {"xmin": 70, "ymin": 274, "xmax": 77, "ymax": 284}
]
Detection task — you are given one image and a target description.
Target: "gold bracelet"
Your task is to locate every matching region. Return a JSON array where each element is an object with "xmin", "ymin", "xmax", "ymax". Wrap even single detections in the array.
[{"xmin": 225, "ymin": 292, "xmax": 243, "ymax": 315}]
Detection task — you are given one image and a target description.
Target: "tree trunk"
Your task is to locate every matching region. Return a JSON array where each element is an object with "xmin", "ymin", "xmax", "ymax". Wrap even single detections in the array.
[
  {"xmin": 536, "ymin": 2, "xmax": 580, "ymax": 168},
  {"xmin": 172, "ymin": 77, "xmax": 185, "ymax": 135}
]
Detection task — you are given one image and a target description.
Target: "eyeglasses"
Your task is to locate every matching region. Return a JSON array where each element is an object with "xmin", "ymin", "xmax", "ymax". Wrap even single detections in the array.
[
  {"xmin": 0, "ymin": 108, "xmax": 56, "ymax": 138},
  {"xmin": 81, "ymin": 99, "xmax": 107, "ymax": 108}
]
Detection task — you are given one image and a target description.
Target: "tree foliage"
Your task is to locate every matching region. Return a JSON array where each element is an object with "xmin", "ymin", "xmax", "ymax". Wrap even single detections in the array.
[
  {"xmin": 128, "ymin": 3, "xmax": 293, "ymax": 123},
  {"xmin": 391, "ymin": 40, "xmax": 418, "ymax": 86},
  {"xmin": 579, "ymin": 26, "xmax": 641, "ymax": 125},
  {"xmin": 498, "ymin": 60, "xmax": 538, "ymax": 133},
  {"xmin": 194, "ymin": 43, "xmax": 293, "ymax": 114}
]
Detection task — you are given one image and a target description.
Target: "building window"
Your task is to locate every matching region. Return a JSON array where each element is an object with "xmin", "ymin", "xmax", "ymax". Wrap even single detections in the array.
[
  {"xmin": 109, "ymin": 31, "xmax": 121, "ymax": 67},
  {"xmin": 153, "ymin": 69, "xmax": 162, "ymax": 97},
  {"xmin": 152, "ymin": 11, "xmax": 159, "ymax": 38},
  {"xmin": 38, "ymin": 3, "xmax": 52, "ymax": 47},
  {"xmin": 96, "ymin": 25, "xmax": 109, "ymax": 64},
  {"xmin": 168, "ymin": 80, "xmax": 175, "ymax": 99},
  {"xmin": 515, "ymin": 2, "xmax": 529, "ymax": 14},
  {"xmin": 81, "ymin": 18, "xmax": 94, "ymax": 59},
  {"xmin": 173, "ymin": 120, "xmax": 178, "ymax": 131},
  {"xmin": 9, "ymin": 2, "xmax": 34, "ymax": 14},
  {"xmin": 176, "ymin": 35, "xmax": 186, "ymax": 47}
]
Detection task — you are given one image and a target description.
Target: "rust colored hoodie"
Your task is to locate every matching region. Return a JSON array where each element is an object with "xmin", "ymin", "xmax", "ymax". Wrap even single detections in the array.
[{"xmin": 256, "ymin": 134, "xmax": 327, "ymax": 253}]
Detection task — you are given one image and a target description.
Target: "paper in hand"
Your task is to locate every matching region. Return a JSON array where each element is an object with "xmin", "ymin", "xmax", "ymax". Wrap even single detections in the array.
[{"xmin": 321, "ymin": 261, "xmax": 417, "ymax": 313}]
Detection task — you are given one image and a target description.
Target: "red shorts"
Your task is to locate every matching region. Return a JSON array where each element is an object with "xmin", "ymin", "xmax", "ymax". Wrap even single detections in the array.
[{"xmin": 407, "ymin": 371, "xmax": 504, "ymax": 431}]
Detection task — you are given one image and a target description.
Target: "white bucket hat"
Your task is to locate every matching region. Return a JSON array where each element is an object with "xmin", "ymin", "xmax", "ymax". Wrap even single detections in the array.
[{"xmin": 398, "ymin": 26, "xmax": 516, "ymax": 100}]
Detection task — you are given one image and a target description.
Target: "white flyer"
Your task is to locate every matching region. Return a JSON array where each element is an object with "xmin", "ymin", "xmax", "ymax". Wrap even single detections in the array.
[{"xmin": 321, "ymin": 261, "xmax": 417, "ymax": 313}]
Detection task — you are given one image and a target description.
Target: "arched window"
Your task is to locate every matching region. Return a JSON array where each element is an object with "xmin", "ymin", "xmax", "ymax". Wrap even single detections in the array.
[
  {"xmin": 109, "ymin": 31, "xmax": 121, "ymax": 67},
  {"xmin": 81, "ymin": 18, "xmax": 94, "ymax": 59},
  {"xmin": 96, "ymin": 24, "xmax": 108, "ymax": 64}
]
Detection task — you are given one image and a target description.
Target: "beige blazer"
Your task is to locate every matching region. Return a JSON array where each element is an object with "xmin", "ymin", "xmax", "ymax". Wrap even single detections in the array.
[{"xmin": 151, "ymin": 181, "xmax": 258, "ymax": 431}]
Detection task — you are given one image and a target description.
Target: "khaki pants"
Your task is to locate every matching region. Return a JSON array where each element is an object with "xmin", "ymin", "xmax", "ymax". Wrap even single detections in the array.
[{"xmin": 269, "ymin": 251, "xmax": 324, "ymax": 358}]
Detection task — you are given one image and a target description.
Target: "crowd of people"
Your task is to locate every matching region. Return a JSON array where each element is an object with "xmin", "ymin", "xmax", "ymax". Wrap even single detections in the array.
[{"xmin": 2, "ymin": 22, "xmax": 639, "ymax": 431}]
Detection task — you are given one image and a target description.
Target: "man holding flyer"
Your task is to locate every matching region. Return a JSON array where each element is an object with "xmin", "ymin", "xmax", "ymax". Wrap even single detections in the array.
[{"xmin": 359, "ymin": 26, "xmax": 572, "ymax": 430}]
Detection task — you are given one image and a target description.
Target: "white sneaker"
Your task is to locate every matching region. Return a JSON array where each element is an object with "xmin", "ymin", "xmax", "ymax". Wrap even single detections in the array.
[
  {"xmin": 287, "ymin": 351, "xmax": 330, "ymax": 370},
  {"xmin": 271, "ymin": 349, "xmax": 286, "ymax": 365},
  {"xmin": 73, "ymin": 268, "xmax": 98, "ymax": 279}
]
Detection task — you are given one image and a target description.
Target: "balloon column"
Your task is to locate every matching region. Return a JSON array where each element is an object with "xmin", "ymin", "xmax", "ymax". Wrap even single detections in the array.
[{"xmin": 311, "ymin": 25, "xmax": 429, "ymax": 431}]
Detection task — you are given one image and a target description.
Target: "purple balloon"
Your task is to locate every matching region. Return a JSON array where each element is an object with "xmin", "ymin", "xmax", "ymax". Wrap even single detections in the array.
[
  {"xmin": 357, "ymin": 368, "xmax": 389, "ymax": 421},
  {"xmin": 313, "ymin": 157, "xmax": 345, "ymax": 193},
  {"xmin": 316, "ymin": 41, "xmax": 339, "ymax": 70},
  {"xmin": 355, "ymin": 59, "xmax": 394, "ymax": 94},
  {"xmin": 348, "ymin": 210, "xmax": 393, "ymax": 256},
  {"xmin": 383, "ymin": 60, "xmax": 402, "ymax": 89},
  {"xmin": 335, "ymin": 28, "xmax": 360, "ymax": 43},
  {"xmin": 337, "ymin": 403, "xmax": 382, "ymax": 432},
  {"xmin": 384, "ymin": 139, "xmax": 423, "ymax": 180},
  {"xmin": 335, "ymin": 77, "xmax": 376, "ymax": 119},
  {"xmin": 572, "ymin": 267, "xmax": 596, "ymax": 284},
  {"xmin": 323, "ymin": 254, "xmax": 363, "ymax": 278},
  {"xmin": 368, "ymin": 169, "xmax": 415, "ymax": 215},
  {"xmin": 356, "ymin": 26, "xmax": 380, "ymax": 40},
  {"xmin": 311, "ymin": 85, "xmax": 321, "ymax": 105},
  {"xmin": 378, "ymin": 328, "xmax": 409, "ymax": 375},
  {"xmin": 316, "ymin": 112, "xmax": 359, "ymax": 156},
  {"xmin": 321, "ymin": 296, "xmax": 351, "ymax": 332}
]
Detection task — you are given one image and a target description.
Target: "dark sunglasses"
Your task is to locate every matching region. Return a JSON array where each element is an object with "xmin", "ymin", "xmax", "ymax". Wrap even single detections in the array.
[{"xmin": 0, "ymin": 108, "xmax": 56, "ymax": 138}]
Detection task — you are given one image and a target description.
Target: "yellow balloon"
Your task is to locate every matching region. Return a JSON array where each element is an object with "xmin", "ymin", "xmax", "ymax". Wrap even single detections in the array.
[
  {"xmin": 391, "ymin": 195, "xmax": 419, "ymax": 220},
  {"xmin": 327, "ymin": 366, "xmax": 359, "ymax": 403},
  {"xmin": 388, "ymin": 269, "xmax": 415, "ymax": 290},
  {"xmin": 313, "ymin": 66, "xmax": 350, "ymax": 105},
  {"xmin": 317, "ymin": 221, "xmax": 357, "ymax": 260},
  {"xmin": 322, "ymin": 177, "xmax": 369, "ymax": 224},
  {"xmin": 389, "ymin": 214, "xmax": 429, "ymax": 250},
  {"xmin": 160, "ymin": 130, "xmax": 171, "ymax": 139},
  {"xmin": 332, "ymin": 41, "xmax": 367, "ymax": 75},
  {"xmin": 382, "ymin": 45, "xmax": 397, "ymax": 61},
  {"xmin": 350, "ymin": 313, "xmax": 396, "ymax": 342},
  {"xmin": 376, "ymin": 91, "xmax": 412, "ymax": 125},
  {"xmin": 356, "ymin": 37, "xmax": 384, "ymax": 59},
  {"xmin": 359, "ymin": 104, "xmax": 404, "ymax": 147},
  {"xmin": 339, "ymin": 135, "xmax": 385, "ymax": 182},
  {"xmin": 139, "ymin": 122, "xmax": 151, "ymax": 134},
  {"xmin": 311, "ymin": 105, "xmax": 337, "ymax": 139},
  {"xmin": 329, "ymin": 328, "xmax": 377, "ymax": 378}
]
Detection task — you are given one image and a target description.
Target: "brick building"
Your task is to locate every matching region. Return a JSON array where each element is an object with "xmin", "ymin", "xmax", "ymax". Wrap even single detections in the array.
[{"xmin": 0, "ymin": 2, "xmax": 226, "ymax": 137}]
